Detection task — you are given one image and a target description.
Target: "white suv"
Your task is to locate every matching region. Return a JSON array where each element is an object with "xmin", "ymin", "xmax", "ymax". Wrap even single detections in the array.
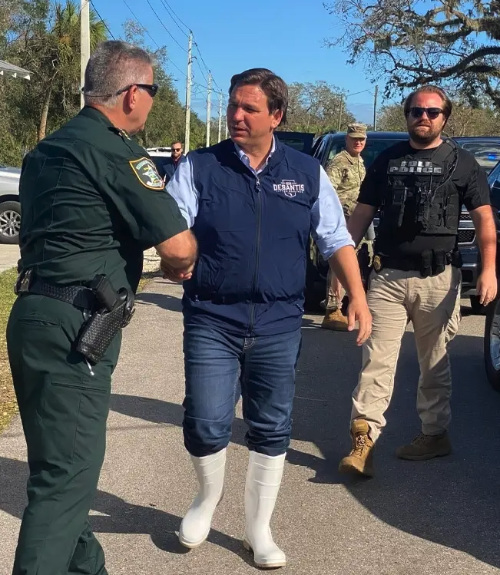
[{"xmin": 0, "ymin": 165, "xmax": 21, "ymax": 244}]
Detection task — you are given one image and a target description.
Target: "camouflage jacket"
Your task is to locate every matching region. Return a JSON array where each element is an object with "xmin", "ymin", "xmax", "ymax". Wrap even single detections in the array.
[{"xmin": 325, "ymin": 150, "xmax": 366, "ymax": 216}]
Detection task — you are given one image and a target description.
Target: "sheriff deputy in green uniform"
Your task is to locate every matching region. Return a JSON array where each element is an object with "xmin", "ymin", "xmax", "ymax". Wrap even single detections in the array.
[
  {"xmin": 322, "ymin": 123, "xmax": 370, "ymax": 330},
  {"xmin": 6, "ymin": 41, "xmax": 197, "ymax": 575}
]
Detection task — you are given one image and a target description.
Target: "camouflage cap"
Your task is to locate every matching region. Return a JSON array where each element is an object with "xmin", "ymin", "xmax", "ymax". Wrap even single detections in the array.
[{"xmin": 346, "ymin": 123, "xmax": 367, "ymax": 139}]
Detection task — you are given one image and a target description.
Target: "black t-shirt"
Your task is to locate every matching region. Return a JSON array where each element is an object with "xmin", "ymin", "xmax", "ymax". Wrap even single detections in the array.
[{"xmin": 358, "ymin": 140, "xmax": 491, "ymax": 256}]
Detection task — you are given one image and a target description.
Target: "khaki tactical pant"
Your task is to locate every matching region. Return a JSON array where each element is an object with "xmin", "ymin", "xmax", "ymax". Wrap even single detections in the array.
[{"xmin": 351, "ymin": 265, "xmax": 461, "ymax": 442}]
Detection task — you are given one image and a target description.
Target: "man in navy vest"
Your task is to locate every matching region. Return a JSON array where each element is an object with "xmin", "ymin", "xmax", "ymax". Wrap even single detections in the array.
[{"xmin": 165, "ymin": 68, "xmax": 372, "ymax": 569}]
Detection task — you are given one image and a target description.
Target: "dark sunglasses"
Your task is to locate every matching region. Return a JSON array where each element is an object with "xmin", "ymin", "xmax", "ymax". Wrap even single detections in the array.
[
  {"xmin": 116, "ymin": 83, "xmax": 159, "ymax": 98},
  {"xmin": 172, "ymin": 148, "xmax": 182, "ymax": 152},
  {"xmin": 408, "ymin": 107, "xmax": 443, "ymax": 119}
]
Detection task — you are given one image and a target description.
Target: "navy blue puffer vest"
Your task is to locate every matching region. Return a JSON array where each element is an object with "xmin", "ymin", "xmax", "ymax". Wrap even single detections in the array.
[{"xmin": 183, "ymin": 138, "xmax": 321, "ymax": 336}]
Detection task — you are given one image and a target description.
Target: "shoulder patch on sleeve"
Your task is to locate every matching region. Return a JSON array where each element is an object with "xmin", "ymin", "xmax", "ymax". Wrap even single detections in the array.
[{"xmin": 129, "ymin": 157, "xmax": 165, "ymax": 190}]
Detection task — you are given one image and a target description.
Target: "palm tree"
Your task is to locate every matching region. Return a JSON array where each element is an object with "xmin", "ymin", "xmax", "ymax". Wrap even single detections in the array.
[{"xmin": 37, "ymin": 0, "xmax": 107, "ymax": 140}]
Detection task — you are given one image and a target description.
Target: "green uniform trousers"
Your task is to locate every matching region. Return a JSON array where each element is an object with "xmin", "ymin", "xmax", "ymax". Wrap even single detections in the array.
[{"xmin": 6, "ymin": 294, "xmax": 121, "ymax": 575}]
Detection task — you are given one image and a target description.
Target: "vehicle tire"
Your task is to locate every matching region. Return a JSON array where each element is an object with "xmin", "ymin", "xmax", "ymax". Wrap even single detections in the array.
[
  {"xmin": 470, "ymin": 295, "xmax": 487, "ymax": 315},
  {"xmin": 484, "ymin": 297, "xmax": 500, "ymax": 391},
  {"xmin": 0, "ymin": 200, "xmax": 21, "ymax": 244}
]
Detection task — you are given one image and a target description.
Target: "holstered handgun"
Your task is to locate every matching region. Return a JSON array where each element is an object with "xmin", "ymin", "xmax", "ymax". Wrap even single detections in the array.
[
  {"xmin": 432, "ymin": 250, "xmax": 446, "ymax": 276},
  {"xmin": 76, "ymin": 281, "xmax": 135, "ymax": 364},
  {"xmin": 357, "ymin": 243, "xmax": 371, "ymax": 291}
]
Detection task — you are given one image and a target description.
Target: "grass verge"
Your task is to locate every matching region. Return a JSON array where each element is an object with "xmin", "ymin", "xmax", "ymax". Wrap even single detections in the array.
[
  {"xmin": 0, "ymin": 268, "xmax": 159, "ymax": 435},
  {"xmin": 0, "ymin": 268, "xmax": 19, "ymax": 433}
]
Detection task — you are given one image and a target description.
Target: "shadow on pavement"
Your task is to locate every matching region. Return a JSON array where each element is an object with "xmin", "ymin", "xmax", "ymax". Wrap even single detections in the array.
[
  {"xmin": 294, "ymin": 321, "xmax": 500, "ymax": 570},
  {"xmin": 135, "ymin": 291, "xmax": 183, "ymax": 312},
  {"xmin": 109, "ymin": 320, "xmax": 500, "ymax": 569},
  {"xmin": 109, "ymin": 394, "xmax": 248, "ymax": 448},
  {"xmin": 0, "ymin": 456, "xmax": 254, "ymax": 566},
  {"xmin": 4, "ymin": 309, "xmax": 499, "ymax": 569}
]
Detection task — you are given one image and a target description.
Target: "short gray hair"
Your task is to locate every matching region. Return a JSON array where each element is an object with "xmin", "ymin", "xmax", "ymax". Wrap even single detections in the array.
[{"xmin": 83, "ymin": 41, "xmax": 153, "ymax": 108}]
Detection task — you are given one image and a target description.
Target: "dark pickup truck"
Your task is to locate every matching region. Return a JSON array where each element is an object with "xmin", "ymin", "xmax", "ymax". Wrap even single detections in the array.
[{"xmin": 483, "ymin": 161, "xmax": 500, "ymax": 390}]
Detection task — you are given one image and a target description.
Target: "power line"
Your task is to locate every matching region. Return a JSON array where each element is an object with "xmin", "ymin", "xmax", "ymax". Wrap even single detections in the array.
[
  {"xmin": 89, "ymin": 0, "xmax": 115, "ymax": 39},
  {"xmin": 122, "ymin": 0, "xmax": 161, "ymax": 50},
  {"xmin": 121, "ymin": 0, "xmax": 191, "ymax": 83},
  {"xmin": 120, "ymin": 0, "xmax": 215, "ymax": 94},
  {"xmin": 193, "ymin": 39, "xmax": 222, "ymax": 93},
  {"xmin": 143, "ymin": 0, "xmax": 224, "ymax": 95},
  {"xmin": 144, "ymin": 0, "xmax": 187, "ymax": 53},
  {"xmin": 158, "ymin": 0, "xmax": 189, "ymax": 38},
  {"xmin": 157, "ymin": 0, "xmax": 191, "ymax": 34},
  {"xmin": 194, "ymin": 60, "xmax": 209, "ymax": 86}
]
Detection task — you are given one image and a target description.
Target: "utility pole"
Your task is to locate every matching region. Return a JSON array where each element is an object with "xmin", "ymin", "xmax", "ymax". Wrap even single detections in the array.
[
  {"xmin": 337, "ymin": 97, "xmax": 344, "ymax": 132},
  {"xmin": 218, "ymin": 91, "xmax": 223, "ymax": 142},
  {"xmin": 80, "ymin": 0, "xmax": 90, "ymax": 109},
  {"xmin": 206, "ymin": 72, "xmax": 212, "ymax": 147},
  {"xmin": 185, "ymin": 33, "xmax": 193, "ymax": 152},
  {"xmin": 373, "ymin": 85, "xmax": 379, "ymax": 131}
]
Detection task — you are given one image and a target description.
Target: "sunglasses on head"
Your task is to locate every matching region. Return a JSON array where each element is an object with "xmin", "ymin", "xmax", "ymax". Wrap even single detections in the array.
[
  {"xmin": 115, "ymin": 83, "xmax": 159, "ymax": 98},
  {"xmin": 408, "ymin": 107, "xmax": 443, "ymax": 120}
]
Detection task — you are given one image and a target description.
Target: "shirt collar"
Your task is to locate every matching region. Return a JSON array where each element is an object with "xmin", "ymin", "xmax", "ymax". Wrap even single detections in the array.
[{"xmin": 233, "ymin": 136, "xmax": 276, "ymax": 174}]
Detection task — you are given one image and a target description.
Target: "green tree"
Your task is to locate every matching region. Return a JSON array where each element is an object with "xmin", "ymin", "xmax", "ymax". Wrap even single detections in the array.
[
  {"xmin": 325, "ymin": 0, "xmax": 500, "ymax": 108},
  {"xmin": 283, "ymin": 81, "xmax": 355, "ymax": 135},
  {"xmin": 122, "ymin": 19, "xmax": 206, "ymax": 149},
  {"xmin": 0, "ymin": 0, "xmax": 107, "ymax": 165}
]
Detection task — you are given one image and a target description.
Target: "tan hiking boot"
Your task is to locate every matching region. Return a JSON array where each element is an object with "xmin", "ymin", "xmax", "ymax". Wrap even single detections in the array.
[
  {"xmin": 321, "ymin": 308, "xmax": 349, "ymax": 331},
  {"xmin": 396, "ymin": 432, "xmax": 451, "ymax": 461},
  {"xmin": 338, "ymin": 419, "xmax": 374, "ymax": 477}
]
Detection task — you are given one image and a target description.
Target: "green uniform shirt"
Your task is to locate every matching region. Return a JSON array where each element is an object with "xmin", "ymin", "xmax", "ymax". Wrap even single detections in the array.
[
  {"xmin": 325, "ymin": 149, "xmax": 366, "ymax": 217},
  {"xmin": 18, "ymin": 106, "xmax": 187, "ymax": 293}
]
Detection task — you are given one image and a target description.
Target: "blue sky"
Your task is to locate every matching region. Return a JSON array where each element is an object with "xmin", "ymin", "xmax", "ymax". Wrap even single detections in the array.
[{"xmin": 92, "ymin": 0, "xmax": 382, "ymax": 124}]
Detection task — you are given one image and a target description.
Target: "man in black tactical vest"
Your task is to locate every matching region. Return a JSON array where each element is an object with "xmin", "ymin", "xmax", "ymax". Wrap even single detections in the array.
[{"xmin": 337, "ymin": 85, "xmax": 497, "ymax": 477}]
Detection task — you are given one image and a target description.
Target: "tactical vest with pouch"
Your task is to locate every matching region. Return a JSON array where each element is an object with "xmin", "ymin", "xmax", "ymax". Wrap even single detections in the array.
[{"xmin": 379, "ymin": 140, "xmax": 459, "ymax": 237}]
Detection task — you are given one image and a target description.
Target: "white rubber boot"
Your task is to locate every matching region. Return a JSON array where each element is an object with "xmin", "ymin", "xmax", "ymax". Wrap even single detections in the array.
[
  {"xmin": 243, "ymin": 451, "xmax": 287, "ymax": 569},
  {"xmin": 178, "ymin": 448, "xmax": 226, "ymax": 548}
]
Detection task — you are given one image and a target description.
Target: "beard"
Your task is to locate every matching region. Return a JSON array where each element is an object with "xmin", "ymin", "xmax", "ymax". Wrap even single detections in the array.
[{"xmin": 408, "ymin": 122, "xmax": 442, "ymax": 145}]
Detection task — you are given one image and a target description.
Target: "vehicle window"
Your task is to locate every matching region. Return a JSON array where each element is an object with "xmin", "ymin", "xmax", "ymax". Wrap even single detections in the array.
[
  {"xmin": 488, "ymin": 161, "xmax": 500, "ymax": 211},
  {"xmin": 313, "ymin": 137, "xmax": 331, "ymax": 167},
  {"xmin": 278, "ymin": 137, "xmax": 309, "ymax": 152},
  {"xmin": 459, "ymin": 141, "xmax": 500, "ymax": 173},
  {"xmin": 327, "ymin": 142, "xmax": 345, "ymax": 163},
  {"xmin": 361, "ymin": 139, "xmax": 405, "ymax": 168},
  {"xmin": 487, "ymin": 161, "xmax": 500, "ymax": 187}
]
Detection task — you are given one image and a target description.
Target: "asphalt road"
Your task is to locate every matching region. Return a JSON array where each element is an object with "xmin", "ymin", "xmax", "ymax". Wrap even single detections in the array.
[{"xmin": 1, "ymin": 278, "xmax": 499, "ymax": 575}]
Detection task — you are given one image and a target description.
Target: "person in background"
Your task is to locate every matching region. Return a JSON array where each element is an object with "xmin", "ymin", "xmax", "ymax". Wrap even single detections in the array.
[
  {"xmin": 161, "ymin": 140, "xmax": 184, "ymax": 183},
  {"xmin": 322, "ymin": 123, "xmax": 372, "ymax": 330}
]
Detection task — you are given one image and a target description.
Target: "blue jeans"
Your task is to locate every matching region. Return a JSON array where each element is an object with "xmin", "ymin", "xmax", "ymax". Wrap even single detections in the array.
[{"xmin": 183, "ymin": 325, "xmax": 302, "ymax": 457}]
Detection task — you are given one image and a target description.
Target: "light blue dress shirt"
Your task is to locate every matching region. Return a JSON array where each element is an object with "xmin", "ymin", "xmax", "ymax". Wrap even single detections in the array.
[{"xmin": 166, "ymin": 138, "xmax": 354, "ymax": 260}]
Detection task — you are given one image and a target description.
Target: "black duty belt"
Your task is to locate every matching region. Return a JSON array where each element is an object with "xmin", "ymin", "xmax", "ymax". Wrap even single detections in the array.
[
  {"xmin": 372, "ymin": 249, "xmax": 462, "ymax": 277},
  {"xmin": 18, "ymin": 275, "xmax": 97, "ymax": 310}
]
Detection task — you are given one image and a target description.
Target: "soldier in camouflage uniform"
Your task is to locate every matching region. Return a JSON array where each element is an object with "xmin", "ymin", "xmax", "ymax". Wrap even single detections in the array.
[{"xmin": 322, "ymin": 123, "xmax": 370, "ymax": 330}]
